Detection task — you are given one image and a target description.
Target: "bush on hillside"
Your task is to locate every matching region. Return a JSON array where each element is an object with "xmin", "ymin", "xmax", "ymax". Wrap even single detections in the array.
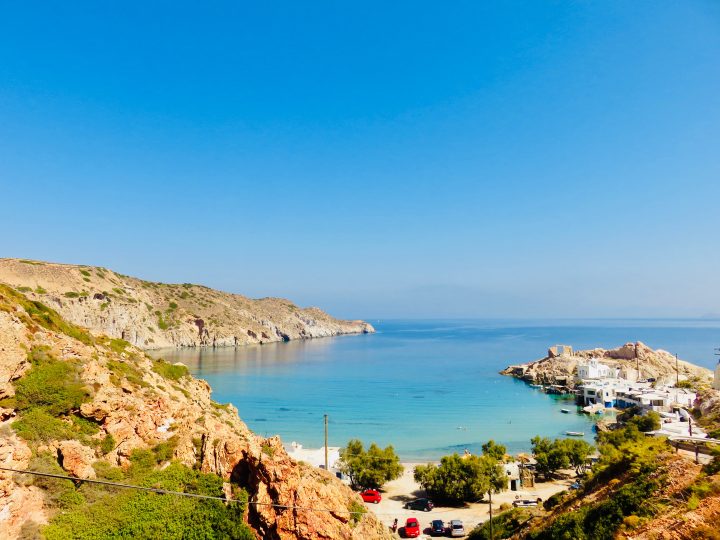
[{"xmin": 42, "ymin": 462, "xmax": 254, "ymax": 540}]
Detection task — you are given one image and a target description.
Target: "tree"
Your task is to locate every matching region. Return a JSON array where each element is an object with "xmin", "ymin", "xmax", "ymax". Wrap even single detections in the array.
[
  {"xmin": 559, "ymin": 439, "xmax": 594, "ymax": 475},
  {"xmin": 531, "ymin": 436, "xmax": 569, "ymax": 480},
  {"xmin": 531, "ymin": 437, "xmax": 595, "ymax": 479},
  {"xmin": 628, "ymin": 411, "xmax": 661, "ymax": 432},
  {"xmin": 338, "ymin": 439, "xmax": 403, "ymax": 489},
  {"xmin": 414, "ymin": 453, "xmax": 506, "ymax": 505},
  {"xmin": 481, "ymin": 439, "xmax": 507, "ymax": 461}
]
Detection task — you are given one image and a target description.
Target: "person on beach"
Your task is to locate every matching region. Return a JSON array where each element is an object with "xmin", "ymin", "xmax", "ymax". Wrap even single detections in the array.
[{"xmin": 391, "ymin": 518, "xmax": 398, "ymax": 533}]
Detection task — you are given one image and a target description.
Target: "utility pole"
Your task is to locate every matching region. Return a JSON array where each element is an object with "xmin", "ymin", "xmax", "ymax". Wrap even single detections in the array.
[
  {"xmin": 324, "ymin": 414, "xmax": 329, "ymax": 471},
  {"xmin": 488, "ymin": 489, "xmax": 493, "ymax": 540}
]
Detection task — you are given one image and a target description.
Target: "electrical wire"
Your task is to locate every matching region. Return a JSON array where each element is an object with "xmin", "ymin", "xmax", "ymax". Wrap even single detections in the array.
[{"xmin": 0, "ymin": 465, "xmax": 489, "ymax": 517}]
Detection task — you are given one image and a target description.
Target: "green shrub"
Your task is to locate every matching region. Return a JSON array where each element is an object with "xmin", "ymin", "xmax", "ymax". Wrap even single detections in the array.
[
  {"xmin": 92, "ymin": 461, "xmax": 124, "ymax": 481},
  {"xmin": 348, "ymin": 500, "xmax": 366, "ymax": 525},
  {"xmin": 153, "ymin": 437, "xmax": 178, "ymax": 463},
  {"xmin": 153, "ymin": 359, "xmax": 189, "ymax": 381},
  {"xmin": 687, "ymin": 493, "xmax": 700, "ymax": 510},
  {"xmin": 71, "ymin": 415, "xmax": 100, "ymax": 438},
  {"xmin": 107, "ymin": 338, "xmax": 130, "ymax": 354},
  {"xmin": 0, "ymin": 286, "xmax": 94, "ymax": 345},
  {"xmin": 12, "ymin": 409, "xmax": 75, "ymax": 443},
  {"xmin": 80, "ymin": 270, "xmax": 91, "ymax": 277},
  {"xmin": 544, "ymin": 490, "xmax": 566, "ymax": 510},
  {"xmin": 43, "ymin": 463, "xmax": 254, "ymax": 540},
  {"xmin": 168, "ymin": 301, "xmax": 178, "ymax": 310},
  {"xmin": 26, "ymin": 453, "xmax": 81, "ymax": 507},
  {"xmin": 157, "ymin": 313, "xmax": 170, "ymax": 330},
  {"xmin": 100, "ymin": 434, "xmax": 116, "ymax": 455},
  {"xmin": 468, "ymin": 508, "xmax": 534, "ymax": 539},
  {"xmin": 16, "ymin": 286, "xmax": 32, "ymax": 292},
  {"xmin": 64, "ymin": 292, "xmax": 80, "ymax": 298},
  {"xmin": 107, "ymin": 359, "xmax": 148, "ymax": 388},
  {"xmin": 14, "ymin": 347, "xmax": 89, "ymax": 416},
  {"xmin": 35, "ymin": 286, "xmax": 47, "ymax": 294}
]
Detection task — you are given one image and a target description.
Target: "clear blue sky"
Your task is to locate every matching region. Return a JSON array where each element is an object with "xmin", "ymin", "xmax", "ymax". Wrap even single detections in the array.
[{"xmin": 2, "ymin": 1, "xmax": 719, "ymax": 319}]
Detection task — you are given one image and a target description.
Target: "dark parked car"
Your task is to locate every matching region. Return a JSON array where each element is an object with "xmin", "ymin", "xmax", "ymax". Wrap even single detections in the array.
[
  {"xmin": 430, "ymin": 519, "xmax": 446, "ymax": 536},
  {"xmin": 404, "ymin": 498, "xmax": 434, "ymax": 511}
]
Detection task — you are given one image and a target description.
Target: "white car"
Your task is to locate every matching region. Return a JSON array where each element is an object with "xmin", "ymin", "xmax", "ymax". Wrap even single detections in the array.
[{"xmin": 450, "ymin": 519, "xmax": 465, "ymax": 537}]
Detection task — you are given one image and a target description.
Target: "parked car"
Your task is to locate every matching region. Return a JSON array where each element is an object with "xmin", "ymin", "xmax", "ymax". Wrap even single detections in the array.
[
  {"xmin": 360, "ymin": 489, "xmax": 381, "ymax": 504},
  {"xmin": 450, "ymin": 519, "xmax": 465, "ymax": 537},
  {"xmin": 404, "ymin": 517, "xmax": 421, "ymax": 538},
  {"xmin": 430, "ymin": 519, "xmax": 446, "ymax": 536},
  {"xmin": 569, "ymin": 481, "xmax": 582, "ymax": 490},
  {"xmin": 404, "ymin": 498, "xmax": 434, "ymax": 511},
  {"xmin": 513, "ymin": 498, "xmax": 540, "ymax": 507}
]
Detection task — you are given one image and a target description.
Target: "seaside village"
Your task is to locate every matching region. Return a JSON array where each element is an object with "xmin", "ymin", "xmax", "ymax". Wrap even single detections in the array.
[
  {"xmin": 565, "ymin": 345, "xmax": 715, "ymax": 441},
  {"xmin": 284, "ymin": 346, "xmax": 720, "ymax": 535}
]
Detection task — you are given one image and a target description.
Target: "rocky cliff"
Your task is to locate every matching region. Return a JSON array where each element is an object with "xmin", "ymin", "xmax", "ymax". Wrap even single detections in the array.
[
  {"xmin": 500, "ymin": 342, "xmax": 713, "ymax": 388},
  {"xmin": 0, "ymin": 258, "xmax": 374, "ymax": 350},
  {"xmin": 0, "ymin": 284, "xmax": 392, "ymax": 539}
]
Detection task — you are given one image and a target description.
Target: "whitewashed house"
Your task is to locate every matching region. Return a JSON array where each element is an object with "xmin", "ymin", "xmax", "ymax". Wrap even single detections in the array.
[{"xmin": 577, "ymin": 359, "xmax": 619, "ymax": 381}]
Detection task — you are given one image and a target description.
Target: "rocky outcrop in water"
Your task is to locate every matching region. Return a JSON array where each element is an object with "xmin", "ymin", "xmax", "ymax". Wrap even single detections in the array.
[
  {"xmin": 500, "ymin": 342, "xmax": 713, "ymax": 388},
  {"xmin": 0, "ymin": 258, "xmax": 374, "ymax": 350},
  {"xmin": 0, "ymin": 284, "xmax": 391, "ymax": 539}
]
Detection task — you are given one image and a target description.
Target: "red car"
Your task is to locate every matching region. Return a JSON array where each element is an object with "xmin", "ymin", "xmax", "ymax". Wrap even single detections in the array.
[
  {"xmin": 360, "ymin": 489, "xmax": 381, "ymax": 504},
  {"xmin": 404, "ymin": 517, "xmax": 420, "ymax": 538}
]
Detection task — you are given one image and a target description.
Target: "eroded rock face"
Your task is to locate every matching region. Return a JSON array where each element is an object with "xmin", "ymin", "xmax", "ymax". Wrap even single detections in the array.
[
  {"xmin": 0, "ymin": 258, "xmax": 374, "ymax": 350},
  {"xmin": 0, "ymin": 287, "xmax": 392, "ymax": 540},
  {"xmin": 57, "ymin": 440, "xmax": 96, "ymax": 479},
  {"xmin": 501, "ymin": 341, "xmax": 713, "ymax": 388}
]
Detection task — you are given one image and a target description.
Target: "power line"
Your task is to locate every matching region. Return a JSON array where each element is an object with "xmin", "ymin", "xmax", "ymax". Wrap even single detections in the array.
[
  {"xmin": 0, "ymin": 466, "xmax": 363, "ymax": 515},
  {"xmin": 0, "ymin": 465, "xmax": 476, "ymax": 517}
]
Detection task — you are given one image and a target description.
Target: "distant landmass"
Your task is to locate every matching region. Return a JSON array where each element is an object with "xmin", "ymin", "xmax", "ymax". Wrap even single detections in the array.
[{"xmin": 0, "ymin": 258, "xmax": 374, "ymax": 349}]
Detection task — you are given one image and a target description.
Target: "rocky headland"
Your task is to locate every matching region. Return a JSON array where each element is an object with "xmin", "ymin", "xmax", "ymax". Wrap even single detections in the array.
[
  {"xmin": 0, "ymin": 283, "xmax": 391, "ymax": 539},
  {"xmin": 0, "ymin": 258, "xmax": 374, "ymax": 350},
  {"xmin": 500, "ymin": 342, "xmax": 713, "ymax": 389}
]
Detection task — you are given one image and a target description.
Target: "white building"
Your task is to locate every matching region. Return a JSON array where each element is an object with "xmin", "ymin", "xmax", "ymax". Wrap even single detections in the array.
[
  {"xmin": 615, "ymin": 386, "xmax": 696, "ymax": 412},
  {"xmin": 577, "ymin": 359, "xmax": 619, "ymax": 381},
  {"xmin": 577, "ymin": 379, "xmax": 638, "ymax": 408}
]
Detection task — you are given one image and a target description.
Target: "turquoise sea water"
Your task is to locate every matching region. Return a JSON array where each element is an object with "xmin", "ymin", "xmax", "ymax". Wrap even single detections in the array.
[{"xmin": 157, "ymin": 319, "xmax": 720, "ymax": 460}]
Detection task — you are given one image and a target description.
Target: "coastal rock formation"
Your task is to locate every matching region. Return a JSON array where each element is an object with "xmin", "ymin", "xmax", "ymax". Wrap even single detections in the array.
[
  {"xmin": 0, "ymin": 258, "xmax": 374, "ymax": 350},
  {"xmin": 500, "ymin": 342, "xmax": 713, "ymax": 388},
  {"xmin": 0, "ymin": 284, "xmax": 392, "ymax": 539}
]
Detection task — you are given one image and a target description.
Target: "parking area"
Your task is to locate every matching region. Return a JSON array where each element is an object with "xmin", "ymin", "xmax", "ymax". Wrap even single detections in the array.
[{"xmin": 365, "ymin": 463, "xmax": 574, "ymax": 537}]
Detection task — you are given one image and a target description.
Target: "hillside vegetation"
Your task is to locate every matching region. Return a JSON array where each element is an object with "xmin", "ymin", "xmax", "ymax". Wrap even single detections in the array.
[
  {"xmin": 469, "ymin": 423, "xmax": 720, "ymax": 540},
  {"xmin": 0, "ymin": 284, "xmax": 391, "ymax": 539}
]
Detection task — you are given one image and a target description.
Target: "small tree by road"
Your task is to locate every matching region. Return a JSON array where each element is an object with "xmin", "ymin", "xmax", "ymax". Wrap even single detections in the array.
[
  {"xmin": 338, "ymin": 439, "xmax": 403, "ymax": 490},
  {"xmin": 530, "ymin": 436, "xmax": 595, "ymax": 479},
  {"xmin": 414, "ymin": 452, "xmax": 506, "ymax": 505}
]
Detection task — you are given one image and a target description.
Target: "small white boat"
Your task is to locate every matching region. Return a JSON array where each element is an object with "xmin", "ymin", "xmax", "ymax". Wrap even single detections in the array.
[
  {"xmin": 565, "ymin": 431, "xmax": 585, "ymax": 437},
  {"xmin": 560, "ymin": 409, "xmax": 570, "ymax": 414}
]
